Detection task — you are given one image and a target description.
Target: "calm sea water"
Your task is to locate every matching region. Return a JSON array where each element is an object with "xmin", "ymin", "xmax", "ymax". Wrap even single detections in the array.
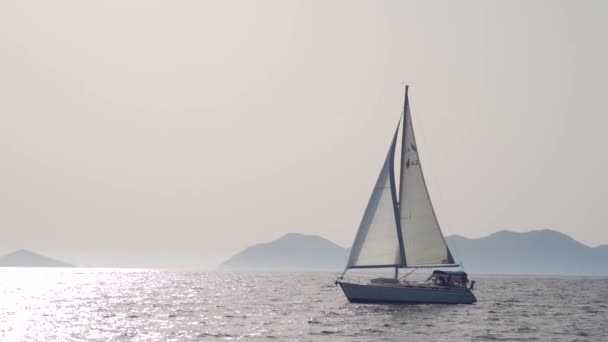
[{"xmin": 0, "ymin": 269, "xmax": 606, "ymax": 341}]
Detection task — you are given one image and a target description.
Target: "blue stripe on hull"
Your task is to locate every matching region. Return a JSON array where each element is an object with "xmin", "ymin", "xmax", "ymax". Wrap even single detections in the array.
[
  {"xmin": 347, "ymin": 297, "xmax": 467, "ymax": 305},
  {"xmin": 338, "ymin": 281, "xmax": 477, "ymax": 305}
]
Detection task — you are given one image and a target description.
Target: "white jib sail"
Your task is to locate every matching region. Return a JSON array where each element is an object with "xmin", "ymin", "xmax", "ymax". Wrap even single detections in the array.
[
  {"xmin": 346, "ymin": 125, "xmax": 403, "ymax": 268},
  {"xmin": 399, "ymin": 103, "xmax": 455, "ymax": 267}
]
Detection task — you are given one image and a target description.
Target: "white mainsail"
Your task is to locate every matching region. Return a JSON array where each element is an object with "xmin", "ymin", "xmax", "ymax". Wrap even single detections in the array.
[
  {"xmin": 346, "ymin": 87, "xmax": 456, "ymax": 270},
  {"xmin": 398, "ymin": 99, "xmax": 455, "ymax": 267},
  {"xmin": 346, "ymin": 125, "xmax": 404, "ymax": 268}
]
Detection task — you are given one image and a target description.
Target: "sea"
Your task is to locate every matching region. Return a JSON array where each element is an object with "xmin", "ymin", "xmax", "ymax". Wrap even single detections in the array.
[{"xmin": 0, "ymin": 269, "xmax": 606, "ymax": 342}]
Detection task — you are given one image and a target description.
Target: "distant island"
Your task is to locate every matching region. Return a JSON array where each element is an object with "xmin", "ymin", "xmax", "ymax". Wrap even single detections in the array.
[
  {"xmin": 220, "ymin": 230, "xmax": 608, "ymax": 276},
  {"xmin": 221, "ymin": 233, "xmax": 348, "ymax": 271},
  {"xmin": 446, "ymin": 230, "xmax": 608, "ymax": 276},
  {"xmin": 0, "ymin": 249, "xmax": 73, "ymax": 267}
]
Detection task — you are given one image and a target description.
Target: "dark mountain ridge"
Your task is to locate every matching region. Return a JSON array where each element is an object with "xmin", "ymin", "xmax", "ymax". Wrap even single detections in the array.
[
  {"xmin": 221, "ymin": 230, "xmax": 608, "ymax": 275},
  {"xmin": 446, "ymin": 229, "xmax": 608, "ymax": 275}
]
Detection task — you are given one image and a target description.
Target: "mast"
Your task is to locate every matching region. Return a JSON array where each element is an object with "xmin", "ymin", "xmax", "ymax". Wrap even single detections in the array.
[
  {"xmin": 395, "ymin": 85, "xmax": 409, "ymax": 269},
  {"xmin": 389, "ymin": 121, "xmax": 407, "ymax": 268},
  {"xmin": 398, "ymin": 85, "xmax": 409, "ymax": 205}
]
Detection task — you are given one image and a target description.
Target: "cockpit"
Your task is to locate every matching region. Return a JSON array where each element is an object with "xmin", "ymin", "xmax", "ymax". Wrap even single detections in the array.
[{"xmin": 427, "ymin": 270, "xmax": 473, "ymax": 289}]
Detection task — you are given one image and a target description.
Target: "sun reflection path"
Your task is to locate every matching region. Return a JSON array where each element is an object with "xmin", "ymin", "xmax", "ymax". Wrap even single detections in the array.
[
  {"xmin": 2, "ymin": 269, "xmax": 605, "ymax": 341},
  {"xmin": 0, "ymin": 268, "xmax": 152, "ymax": 341}
]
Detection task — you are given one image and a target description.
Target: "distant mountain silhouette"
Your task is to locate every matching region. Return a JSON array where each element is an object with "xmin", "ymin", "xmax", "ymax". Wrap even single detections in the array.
[
  {"xmin": 221, "ymin": 230, "xmax": 608, "ymax": 275},
  {"xmin": 0, "ymin": 249, "xmax": 73, "ymax": 267},
  {"xmin": 220, "ymin": 233, "xmax": 348, "ymax": 270},
  {"xmin": 446, "ymin": 229, "xmax": 608, "ymax": 275}
]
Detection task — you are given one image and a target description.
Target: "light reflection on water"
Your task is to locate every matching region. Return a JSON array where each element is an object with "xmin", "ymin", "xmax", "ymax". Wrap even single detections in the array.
[{"xmin": 0, "ymin": 269, "xmax": 606, "ymax": 341}]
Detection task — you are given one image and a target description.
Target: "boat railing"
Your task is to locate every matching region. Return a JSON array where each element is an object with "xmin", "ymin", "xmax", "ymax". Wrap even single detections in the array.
[
  {"xmin": 336, "ymin": 275, "xmax": 367, "ymax": 285},
  {"xmin": 337, "ymin": 275, "xmax": 407, "ymax": 285},
  {"xmin": 336, "ymin": 275, "xmax": 472, "ymax": 292}
]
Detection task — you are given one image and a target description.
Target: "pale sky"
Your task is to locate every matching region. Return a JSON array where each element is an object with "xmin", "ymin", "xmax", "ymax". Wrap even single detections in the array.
[{"xmin": 1, "ymin": 1, "xmax": 607, "ymax": 268}]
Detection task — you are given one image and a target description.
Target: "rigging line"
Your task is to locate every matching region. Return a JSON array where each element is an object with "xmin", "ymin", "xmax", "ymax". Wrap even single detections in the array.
[
  {"xmin": 398, "ymin": 85, "xmax": 409, "ymax": 206},
  {"xmin": 399, "ymin": 268, "xmax": 418, "ymax": 280}
]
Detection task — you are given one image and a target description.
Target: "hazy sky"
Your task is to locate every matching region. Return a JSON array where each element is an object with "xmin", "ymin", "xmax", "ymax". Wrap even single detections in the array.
[{"xmin": 1, "ymin": 1, "xmax": 607, "ymax": 267}]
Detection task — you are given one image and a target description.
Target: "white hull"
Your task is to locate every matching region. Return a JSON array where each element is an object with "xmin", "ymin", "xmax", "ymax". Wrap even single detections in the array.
[{"xmin": 337, "ymin": 281, "xmax": 477, "ymax": 304}]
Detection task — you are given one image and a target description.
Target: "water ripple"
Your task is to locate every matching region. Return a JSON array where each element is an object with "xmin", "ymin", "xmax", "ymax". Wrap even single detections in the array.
[{"xmin": 0, "ymin": 269, "xmax": 606, "ymax": 341}]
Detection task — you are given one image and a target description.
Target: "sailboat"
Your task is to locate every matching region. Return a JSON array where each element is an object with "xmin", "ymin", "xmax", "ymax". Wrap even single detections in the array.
[{"xmin": 335, "ymin": 86, "xmax": 477, "ymax": 304}]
